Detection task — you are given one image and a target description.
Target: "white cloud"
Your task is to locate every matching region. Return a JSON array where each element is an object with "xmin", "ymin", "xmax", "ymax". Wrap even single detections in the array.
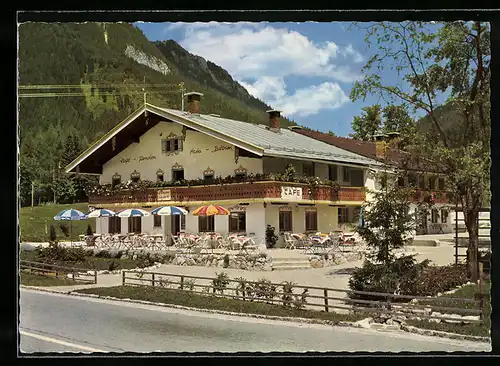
[
  {"xmin": 175, "ymin": 23, "xmax": 362, "ymax": 83},
  {"xmin": 166, "ymin": 22, "xmax": 361, "ymax": 117},
  {"xmin": 241, "ymin": 77, "xmax": 349, "ymax": 117}
]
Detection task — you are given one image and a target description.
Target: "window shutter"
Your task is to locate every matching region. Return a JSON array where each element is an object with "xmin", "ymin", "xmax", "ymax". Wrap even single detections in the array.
[{"xmin": 178, "ymin": 138, "xmax": 183, "ymax": 152}]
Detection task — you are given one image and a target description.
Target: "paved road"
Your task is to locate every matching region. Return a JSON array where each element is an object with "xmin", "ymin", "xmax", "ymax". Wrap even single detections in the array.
[{"xmin": 19, "ymin": 289, "xmax": 490, "ymax": 353}]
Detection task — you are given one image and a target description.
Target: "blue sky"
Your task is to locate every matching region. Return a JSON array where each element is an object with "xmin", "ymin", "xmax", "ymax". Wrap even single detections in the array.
[{"xmin": 135, "ymin": 21, "xmax": 441, "ymax": 137}]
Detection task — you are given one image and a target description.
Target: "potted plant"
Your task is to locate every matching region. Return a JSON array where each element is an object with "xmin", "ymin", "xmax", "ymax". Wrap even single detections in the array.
[{"xmin": 265, "ymin": 225, "xmax": 279, "ymax": 249}]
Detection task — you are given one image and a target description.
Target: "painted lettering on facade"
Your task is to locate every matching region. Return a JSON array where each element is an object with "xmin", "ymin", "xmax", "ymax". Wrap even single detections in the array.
[
  {"xmin": 212, "ymin": 145, "xmax": 233, "ymax": 153},
  {"xmin": 190, "ymin": 148, "xmax": 202, "ymax": 155},
  {"xmin": 138, "ymin": 155, "xmax": 156, "ymax": 162},
  {"xmin": 120, "ymin": 155, "xmax": 156, "ymax": 163},
  {"xmin": 281, "ymin": 186, "xmax": 303, "ymax": 200},
  {"xmin": 157, "ymin": 189, "xmax": 172, "ymax": 201}
]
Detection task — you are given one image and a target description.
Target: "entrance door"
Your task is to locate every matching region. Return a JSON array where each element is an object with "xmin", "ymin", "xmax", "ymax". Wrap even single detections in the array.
[
  {"xmin": 416, "ymin": 209, "xmax": 428, "ymax": 235},
  {"xmin": 171, "ymin": 215, "xmax": 181, "ymax": 236}
]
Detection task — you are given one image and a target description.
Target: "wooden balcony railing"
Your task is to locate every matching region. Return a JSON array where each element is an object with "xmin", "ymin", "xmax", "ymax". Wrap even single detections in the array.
[
  {"xmin": 88, "ymin": 181, "xmax": 366, "ymax": 206},
  {"xmin": 412, "ymin": 189, "xmax": 451, "ymax": 204}
]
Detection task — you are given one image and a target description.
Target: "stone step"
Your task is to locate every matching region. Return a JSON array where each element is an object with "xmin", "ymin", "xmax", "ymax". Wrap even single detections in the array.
[
  {"xmin": 272, "ymin": 265, "xmax": 311, "ymax": 271},
  {"xmin": 272, "ymin": 260, "xmax": 311, "ymax": 266}
]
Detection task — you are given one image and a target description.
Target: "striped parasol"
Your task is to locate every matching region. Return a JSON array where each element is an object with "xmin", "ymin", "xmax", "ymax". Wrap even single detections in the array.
[
  {"xmin": 192, "ymin": 205, "xmax": 230, "ymax": 216},
  {"xmin": 151, "ymin": 206, "xmax": 188, "ymax": 216},
  {"xmin": 53, "ymin": 209, "xmax": 88, "ymax": 246},
  {"xmin": 54, "ymin": 209, "xmax": 87, "ymax": 221},
  {"xmin": 117, "ymin": 208, "xmax": 151, "ymax": 218},
  {"xmin": 87, "ymin": 209, "xmax": 116, "ymax": 218}
]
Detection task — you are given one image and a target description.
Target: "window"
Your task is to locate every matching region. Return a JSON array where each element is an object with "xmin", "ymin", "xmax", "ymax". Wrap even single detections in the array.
[
  {"xmin": 130, "ymin": 170, "xmax": 140, "ymax": 183},
  {"xmin": 112, "ymin": 173, "xmax": 121, "ymax": 187},
  {"xmin": 428, "ymin": 176, "xmax": 436, "ymax": 190},
  {"xmin": 329, "ymin": 165, "xmax": 338, "ymax": 181},
  {"xmin": 229, "ymin": 212, "xmax": 246, "ymax": 232},
  {"xmin": 303, "ymin": 162, "xmax": 315, "ymax": 177},
  {"xmin": 438, "ymin": 177, "xmax": 445, "ymax": 190},
  {"xmin": 407, "ymin": 173, "xmax": 417, "ymax": 187},
  {"xmin": 418, "ymin": 175, "xmax": 425, "ymax": 189},
  {"xmin": 350, "ymin": 168, "xmax": 364, "ymax": 186},
  {"xmin": 128, "ymin": 216, "xmax": 142, "ymax": 233},
  {"xmin": 338, "ymin": 207, "xmax": 348, "ymax": 224},
  {"xmin": 305, "ymin": 210, "xmax": 318, "ymax": 232},
  {"xmin": 342, "ymin": 166, "xmax": 351, "ymax": 183},
  {"xmin": 108, "ymin": 216, "xmax": 121, "ymax": 234},
  {"xmin": 161, "ymin": 137, "xmax": 183, "ymax": 154},
  {"xmin": 431, "ymin": 209, "xmax": 438, "ymax": 223},
  {"xmin": 279, "ymin": 210, "xmax": 292, "ymax": 232},
  {"xmin": 441, "ymin": 209, "xmax": 449, "ymax": 224},
  {"xmin": 198, "ymin": 216, "xmax": 215, "ymax": 232},
  {"xmin": 203, "ymin": 167, "xmax": 215, "ymax": 183},
  {"xmin": 153, "ymin": 214, "xmax": 162, "ymax": 228},
  {"xmin": 397, "ymin": 176, "xmax": 405, "ymax": 187},
  {"xmin": 353, "ymin": 206, "xmax": 362, "ymax": 224},
  {"xmin": 156, "ymin": 169, "xmax": 164, "ymax": 182},
  {"xmin": 172, "ymin": 169, "xmax": 184, "ymax": 182}
]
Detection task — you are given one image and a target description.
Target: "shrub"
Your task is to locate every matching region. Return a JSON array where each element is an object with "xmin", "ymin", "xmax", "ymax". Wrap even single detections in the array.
[
  {"xmin": 161, "ymin": 252, "xmax": 176, "ymax": 264},
  {"xmin": 223, "ymin": 254, "xmax": 230, "ymax": 268},
  {"xmin": 49, "ymin": 224, "xmax": 57, "ymax": 243},
  {"xmin": 253, "ymin": 277, "xmax": 277, "ymax": 303},
  {"xmin": 183, "ymin": 278, "xmax": 196, "ymax": 291},
  {"xmin": 281, "ymin": 281, "xmax": 296, "ymax": 307},
  {"xmin": 348, "ymin": 256, "xmax": 429, "ymax": 304},
  {"xmin": 59, "ymin": 223, "xmax": 70, "ymax": 238},
  {"xmin": 37, "ymin": 246, "xmax": 86, "ymax": 262},
  {"xmin": 108, "ymin": 260, "xmax": 120, "ymax": 271},
  {"xmin": 265, "ymin": 225, "xmax": 278, "ymax": 249},
  {"xmin": 95, "ymin": 250, "xmax": 112, "ymax": 258},
  {"xmin": 86, "ymin": 224, "xmax": 93, "ymax": 236},
  {"xmin": 413, "ymin": 264, "xmax": 468, "ymax": 296},
  {"xmin": 292, "ymin": 288, "xmax": 309, "ymax": 310},
  {"xmin": 212, "ymin": 272, "xmax": 230, "ymax": 294}
]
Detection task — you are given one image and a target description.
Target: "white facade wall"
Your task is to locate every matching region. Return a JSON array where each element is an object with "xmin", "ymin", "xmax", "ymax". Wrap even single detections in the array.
[{"xmin": 101, "ymin": 122, "xmax": 263, "ymax": 184}]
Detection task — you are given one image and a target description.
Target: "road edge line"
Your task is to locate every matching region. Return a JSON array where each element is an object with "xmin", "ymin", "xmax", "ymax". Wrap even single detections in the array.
[{"xmin": 20, "ymin": 285, "xmax": 491, "ymax": 344}]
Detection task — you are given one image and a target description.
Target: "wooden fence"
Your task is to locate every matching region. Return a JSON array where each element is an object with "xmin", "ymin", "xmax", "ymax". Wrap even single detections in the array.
[
  {"xmin": 20, "ymin": 260, "xmax": 98, "ymax": 284},
  {"xmin": 122, "ymin": 270, "xmax": 484, "ymax": 324}
]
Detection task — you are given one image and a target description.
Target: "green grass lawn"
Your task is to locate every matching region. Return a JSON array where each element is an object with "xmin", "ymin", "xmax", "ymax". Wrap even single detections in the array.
[
  {"xmin": 406, "ymin": 281, "xmax": 491, "ymax": 337},
  {"xmin": 77, "ymin": 285, "xmax": 366, "ymax": 324},
  {"xmin": 20, "ymin": 202, "xmax": 95, "ymax": 242},
  {"xmin": 20, "ymin": 272, "xmax": 79, "ymax": 287}
]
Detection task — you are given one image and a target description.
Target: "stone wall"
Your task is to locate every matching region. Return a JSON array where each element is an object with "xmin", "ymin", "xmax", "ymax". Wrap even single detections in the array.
[
  {"xmin": 308, "ymin": 252, "xmax": 364, "ymax": 268},
  {"xmin": 171, "ymin": 252, "xmax": 273, "ymax": 271}
]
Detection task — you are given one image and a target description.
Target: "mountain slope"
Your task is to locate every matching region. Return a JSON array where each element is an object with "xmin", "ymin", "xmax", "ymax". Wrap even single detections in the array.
[
  {"xmin": 154, "ymin": 40, "xmax": 274, "ymax": 112},
  {"xmin": 17, "ymin": 22, "xmax": 295, "ymax": 206}
]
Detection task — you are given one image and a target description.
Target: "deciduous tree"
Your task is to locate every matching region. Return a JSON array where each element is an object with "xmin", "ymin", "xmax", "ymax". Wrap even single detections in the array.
[{"xmin": 350, "ymin": 21, "xmax": 490, "ymax": 280}]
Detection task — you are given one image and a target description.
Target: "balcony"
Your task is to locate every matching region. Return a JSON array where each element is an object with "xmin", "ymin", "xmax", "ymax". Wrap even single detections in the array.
[
  {"xmin": 88, "ymin": 181, "xmax": 366, "ymax": 206},
  {"xmin": 412, "ymin": 189, "xmax": 452, "ymax": 204}
]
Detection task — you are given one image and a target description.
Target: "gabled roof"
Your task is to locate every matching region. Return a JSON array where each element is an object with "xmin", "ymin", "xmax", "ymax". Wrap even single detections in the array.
[
  {"xmin": 294, "ymin": 129, "xmax": 446, "ymax": 174},
  {"xmin": 65, "ymin": 104, "xmax": 382, "ymax": 174}
]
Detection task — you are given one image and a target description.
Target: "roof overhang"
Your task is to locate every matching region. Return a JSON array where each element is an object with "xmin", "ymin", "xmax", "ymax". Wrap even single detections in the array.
[
  {"xmin": 65, "ymin": 103, "xmax": 264, "ymax": 174},
  {"xmin": 263, "ymin": 152, "xmax": 380, "ymax": 169}
]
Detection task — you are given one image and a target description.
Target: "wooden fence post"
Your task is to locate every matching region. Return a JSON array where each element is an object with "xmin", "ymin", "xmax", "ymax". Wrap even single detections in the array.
[
  {"xmin": 72, "ymin": 271, "xmax": 75, "ymax": 281},
  {"xmin": 180, "ymin": 276, "xmax": 184, "ymax": 290},
  {"xmin": 479, "ymin": 262, "xmax": 484, "ymax": 324},
  {"xmin": 122, "ymin": 271, "xmax": 126, "ymax": 286},
  {"xmin": 94, "ymin": 270, "xmax": 97, "ymax": 284},
  {"xmin": 152, "ymin": 273, "xmax": 155, "ymax": 287},
  {"xmin": 324, "ymin": 289, "xmax": 329, "ymax": 312},
  {"xmin": 386, "ymin": 294, "xmax": 392, "ymax": 311}
]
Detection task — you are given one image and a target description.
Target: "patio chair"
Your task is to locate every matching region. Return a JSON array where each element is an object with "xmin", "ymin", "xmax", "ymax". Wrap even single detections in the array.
[{"xmin": 283, "ymin": 232, "xmax": 297, "ymax": 250}]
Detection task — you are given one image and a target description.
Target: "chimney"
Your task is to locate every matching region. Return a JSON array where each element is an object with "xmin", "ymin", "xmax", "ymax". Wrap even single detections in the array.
[
  {"xmin": 374, "ymin": 133, "xmax": 388, "ymax": 159},
  {"xmin": 266, "ymin": 109, "xmax": 281, "ymax": 132},
  {"xmin": 185, "ymin": 92, "xmax": 203, "ymax": 114},
  {"xmin": 386, "ymin": 131, "xmax": 401, "ymax": 150}
]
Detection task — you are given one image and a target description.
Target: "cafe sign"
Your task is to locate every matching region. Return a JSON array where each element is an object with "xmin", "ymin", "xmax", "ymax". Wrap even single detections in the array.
[
  {"xmin": 157, "ymin": 189, "xmax": 172, "ymax": 201},
  {"xmin": 281, "ymin": 186, "xmax": 302, "ymax": 201}
]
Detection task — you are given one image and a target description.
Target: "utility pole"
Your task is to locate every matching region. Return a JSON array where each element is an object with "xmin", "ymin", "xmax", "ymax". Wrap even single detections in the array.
[
  {"xmin": 31, "ymin": 181, "xmax": 34, "ymax": 209},
  {"xmin": 179, "ymin": 82, "xmax": 185, "ymax": 111}
]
